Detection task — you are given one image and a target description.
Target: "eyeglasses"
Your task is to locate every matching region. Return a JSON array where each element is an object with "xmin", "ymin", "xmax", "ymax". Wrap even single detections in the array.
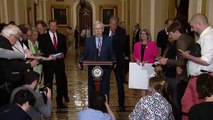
[{"xmin": 12, "ymin": 34, "xmax": 20, "ymax": 40}]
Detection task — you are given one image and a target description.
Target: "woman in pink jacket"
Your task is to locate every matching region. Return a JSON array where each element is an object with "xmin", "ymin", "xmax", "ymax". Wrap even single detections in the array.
[
  {"xmin": 133, "ymin": 29, "xmax": 158, "ymax": 65},
  {"xmin": 133, "ymin": 29, "xmax": 158, "ymax": 96}
]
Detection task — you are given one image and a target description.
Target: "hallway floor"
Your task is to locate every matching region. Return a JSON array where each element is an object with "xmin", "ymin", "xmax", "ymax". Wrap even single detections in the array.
[{"xmin": 49, "ymin": 47, "xmax": 141, "ymax": 120}]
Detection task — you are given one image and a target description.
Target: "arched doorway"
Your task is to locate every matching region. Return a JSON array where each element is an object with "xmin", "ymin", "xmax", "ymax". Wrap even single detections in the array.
[{"xmin": 78, "ymin": 1, "xmax": 93, "ymax": 46}]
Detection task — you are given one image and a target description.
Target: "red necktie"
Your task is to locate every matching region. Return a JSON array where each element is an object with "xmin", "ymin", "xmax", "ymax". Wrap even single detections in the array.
[
  {"xmin": 98, "ymin": 39, "xmax": 101, "ymax": 56},
  {"xmin": 53, "ymin": 33, "xmax": 57, "ymax": 50}
]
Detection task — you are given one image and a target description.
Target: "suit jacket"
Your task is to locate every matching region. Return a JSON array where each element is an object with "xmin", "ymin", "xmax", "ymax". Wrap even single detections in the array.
[
  {"xmin": 103, "ymin": 26, "xmax": 126, "ymax": 60},
  {"xmin": 133, "ymin": 41, "xmax": 158, "ymax": 63},
  {"xmin": 80, "ymin": 35, "xmax": 115, "ymax": 62},
  {"xmin": 167, "ymin": 34, "xmax": 194, "ymax": 67},
  {"xmin": 167, "ymin": 34, "xmax": 195, "ymax": 81},
  {"xmin": 38, "ymin": 31, "xmax": 67, "ymax": 58},
  {"xmin": 133, "ymin": 28, "xmax": 141, "ymax": 44},
  {"xmin": 157, "ymin": 29, "xmax": 169, "ymax": 55},
  {"xmin": 38, "ymin": 31, "xmax": 67, "ymax": 71},
  {"xmin": 74, "ymin": 29, "xmax": 79, "ymax": 38}
]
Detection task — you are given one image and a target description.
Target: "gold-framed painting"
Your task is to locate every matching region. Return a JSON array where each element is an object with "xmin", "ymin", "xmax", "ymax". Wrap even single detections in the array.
[
  {"xmin": 51, "ymin": 6, "xmax": 69, "ymax": 26},
  {"xmin": 100, "ymin": 6, "xmax": 117, "ymax": 25}
]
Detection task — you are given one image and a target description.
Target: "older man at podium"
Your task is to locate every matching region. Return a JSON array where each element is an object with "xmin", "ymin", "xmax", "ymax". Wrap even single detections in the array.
[{"xmin": 79, "ymin": 21, "xmax": 115, "ymax": 107}]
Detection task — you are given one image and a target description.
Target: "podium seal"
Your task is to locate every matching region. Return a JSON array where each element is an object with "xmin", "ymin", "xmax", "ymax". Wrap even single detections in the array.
[{"xmin": 92, "ymin": 66, "xmax": 103, "ymax": 78}]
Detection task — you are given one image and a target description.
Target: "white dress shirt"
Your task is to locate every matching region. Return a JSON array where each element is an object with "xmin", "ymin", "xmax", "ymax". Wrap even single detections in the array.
[
  {"xmin": 188, "ymin": 26, "xmax": 213, "ymax": 75},
  {"xmin": 48, "ymin": 31, "xmax": 58, "ymax": 45}
]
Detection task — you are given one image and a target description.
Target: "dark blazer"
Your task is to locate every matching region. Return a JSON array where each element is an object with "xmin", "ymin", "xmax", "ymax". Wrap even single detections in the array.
[
  {"xmin": 38, "ymin": 31, "xmax": 67, "ymax": 58},
  {"xmin": 133, "ymin": 28, "xmax": 141, "ymax": 44},
  {"xmin": 80, "ymin": 35, "xmax": 115, "ymax": 61},
  {"xmin": 167, "ymin": 34, "xmax": 194, "ymax": 67},
  {"xmin": 38, "ymin": 31, "xmax": 68, "ymax": 104},
  {"xmin": 167, "ymin": 34, "xmax": 195, "ymax": 81},
  {"xmin": 103, "ymin": 26, "xmax": 126, "ymax": 59},
  {"xmin": 74, "ymin": 29, "xmax": 79, "ymax": 38},
  {"xmin": 157, "ymin": 29, "xmax": 169, "ymax": 56}
]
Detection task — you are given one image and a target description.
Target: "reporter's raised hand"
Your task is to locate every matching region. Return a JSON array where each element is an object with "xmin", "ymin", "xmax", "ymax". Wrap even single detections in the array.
[
  {"xmin": 136, "ymin": 59, "xmax": 141, "ymax": 66},
  {"xmin": 178, "ymin": 49, "xmax": 191, "ymax": 59},
  {"xmin": 30, "ymin": 59, "xmax": 39, "ymax": 67},
  {"xmin": 78, "ymin": 62, "xmax": 83, "ymax": 70},
  {"xmin": 154, "ymin": 65, "xmax": 162, "ymax": 73},
  {"xmin": 105, "ymin": 94, "xmax": 108, "ymax": 105},
  {"xmin": 159, "ymin": 57, "xmax": 168, "ymax": 65},
  {"xmin": 57, "ymin": 53, "xmax": 64, "ymax": 59},
  {"xmin": 46, "ymin": 87, "xmax": 52, "ymax": 99},
  {"xmin": 42, "ymin": 55, "xmax": 54, "ymax": 61},
  {"xmin": 141, "ymin": 61, "xmax": 146, "ymax": 66}
]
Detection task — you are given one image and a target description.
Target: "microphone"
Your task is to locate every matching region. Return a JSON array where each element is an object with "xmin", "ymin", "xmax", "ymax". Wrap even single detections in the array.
[{"xmin": 96, "ymin": 48, "xmax": 99, "ymax": 61}]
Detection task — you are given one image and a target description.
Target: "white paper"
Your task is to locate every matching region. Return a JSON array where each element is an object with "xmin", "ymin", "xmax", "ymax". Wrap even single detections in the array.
[{"xmin": 128, "ymin": 62, "xmax": 156, "ymax": 89}]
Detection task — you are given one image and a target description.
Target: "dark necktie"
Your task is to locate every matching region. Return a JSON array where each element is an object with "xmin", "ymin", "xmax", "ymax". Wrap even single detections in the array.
[{"xmin": 53, "ymin": 33, "xmax": 57, "ymax": 50}]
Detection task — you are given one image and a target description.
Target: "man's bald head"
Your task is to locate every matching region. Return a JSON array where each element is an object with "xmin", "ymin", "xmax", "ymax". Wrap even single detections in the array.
[
  {"xmin": 189, "ymin": 13, "xmax": 209, "ymax": 34},
  {"xmin": 190, "ymin": 13, "xmax": 208, "ymax": 25}
]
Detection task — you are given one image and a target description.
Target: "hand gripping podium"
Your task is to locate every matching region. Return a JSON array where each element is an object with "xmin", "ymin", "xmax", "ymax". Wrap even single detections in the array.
[{"xmin": 81, "ymin": 61, "xmax": 113, "ymax": 92}]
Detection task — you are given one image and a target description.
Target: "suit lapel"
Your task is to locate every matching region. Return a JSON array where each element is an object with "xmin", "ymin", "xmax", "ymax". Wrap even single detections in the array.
[
  {"xmin": 47, "ymin": 32, "xmax": 55, "ymax": 50},
  {"xmin": 92, "ymin": 36, "xmax": 96, "ymax": 50},
  {"xmin": 100, "ymin": 35, "xmax": 106, "ymax": 56}
]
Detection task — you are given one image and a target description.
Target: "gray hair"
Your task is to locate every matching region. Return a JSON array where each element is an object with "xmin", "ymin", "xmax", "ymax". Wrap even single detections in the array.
[
  {"xmin": 1, "ymin": 24, "xmax": 22, "ymax": 38},
  {"xmin": 109, "ymin": 15, "xmax": 119, "ymax": 23},
  {"xmin": 93, "ymin": 21, "xmax": 104, "ymax": 29}
]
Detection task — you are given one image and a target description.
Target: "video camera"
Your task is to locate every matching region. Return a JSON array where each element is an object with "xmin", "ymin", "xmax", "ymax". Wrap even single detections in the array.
[{"xmin": 39, "ymin": 87, "xmax": 48, "ymax": 104}]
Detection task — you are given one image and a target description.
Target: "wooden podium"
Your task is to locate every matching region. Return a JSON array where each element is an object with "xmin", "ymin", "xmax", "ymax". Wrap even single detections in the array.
[{"xmin": 81, "ymin": 61, "xmax": 113, "ymax": 91}]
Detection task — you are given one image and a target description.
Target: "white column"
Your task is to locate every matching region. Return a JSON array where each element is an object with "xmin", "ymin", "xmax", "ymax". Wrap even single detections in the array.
[
  {"xmin": 4, "ymin": 0, "xmax": 9, "ymax": 22},
  {"xmin": 36, "ymin": 0, "xmax": 43, "ymax": 20},
  {"xmin": 206, "ymin": 0, "xmax": 213, "ymax": 26},
  {"xmin": 73, "ymin": 1, "xmax": 79, "ymax": 31},
  {"xmin": 150, "ymin": 0, "xmax": 155, "ymax": 40},
  {"xmin": 14, "ymin": 0, "xmax": 19, "ymax": 24},
  {"xmin": 121, "ymin": 0, "xmax": 125, "ymax": 21},
  {"xmin": 189, "ymin": 0, "xmax": 202, "ymax": 19},
  {"xmin": 24, "ymin": 0, "xmax": 28, "ymax": 24},
  {"xmin": 136, "ymin": 0, "xmax": 140, "ymax": 23},
  {"xmin": 43, "ymin": 0, "xmax": 48, "ymax": 22},
  {"xmin": 197, "ymin": 0, "xmax": 202, "ymax": 13},
  {"xmin": 125, "ymin": 0, "xmax": 128, "ymax": 26}
]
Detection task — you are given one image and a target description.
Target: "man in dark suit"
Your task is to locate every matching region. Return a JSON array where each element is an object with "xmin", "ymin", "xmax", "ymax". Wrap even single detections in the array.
[
  {"xmin": 157, "ymin": 18, "xmax": 173, "ymax": 56},
  {"xmin": 79, "ymin": 21, "xmax": 115, "ymax": 107},
  {"xmin": 132, "ymin": 23, "xmax": 140, "ymax": 50},
  {"xmin": 74, "ymin": 26, "xmax": 79, "ymax": 48},
  {"xmin": 103, "ymin": 15, "xmax": 126, "ymax": 112},
  {"xmin": 38, "ymin": 19, "xmax": 68, "ymax": 108}
]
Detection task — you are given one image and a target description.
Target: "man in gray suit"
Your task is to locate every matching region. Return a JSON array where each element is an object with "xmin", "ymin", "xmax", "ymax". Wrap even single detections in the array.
[{"xmin": 10, "ymin": 71, "xmax": 52, "ymax": 120}]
